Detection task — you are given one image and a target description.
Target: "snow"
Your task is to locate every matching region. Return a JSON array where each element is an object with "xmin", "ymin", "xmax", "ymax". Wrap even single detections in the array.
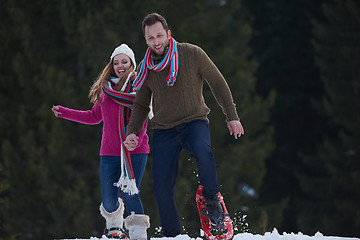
[{"xmin": 60, "ymin": 228, "xmax": 360, "ymax": 240}]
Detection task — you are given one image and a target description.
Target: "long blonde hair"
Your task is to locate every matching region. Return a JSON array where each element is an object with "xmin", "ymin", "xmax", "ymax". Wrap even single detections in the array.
[{"xmin": 89, "ymin": 60, "xmax": 134, "ymax": 106}]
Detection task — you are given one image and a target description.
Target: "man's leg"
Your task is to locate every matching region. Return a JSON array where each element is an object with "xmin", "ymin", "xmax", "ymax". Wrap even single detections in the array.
[
  {"xmin": 152, "ymin": 128, "xmax": 182, "ymax": 237},
  {"xmin": 182, "ymin": 120, "xmax": 220, "ymax": 198},
  {"xmin": 182, "ymin": 120, "xmax": 226, "ymax": 228}
]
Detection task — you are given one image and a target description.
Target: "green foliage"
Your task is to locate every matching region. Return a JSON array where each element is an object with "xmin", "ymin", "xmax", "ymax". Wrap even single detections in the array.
[
  {"xmin": 1, "ymin": 0, "xmax": 106, "ymax": 238},
  {"xmin": 0, "ymin": 166, "xmax": 18, "ymax": 240},
  {"xmin": 0, "ymin": 0, "xmax": 273, "ymax": 238},
  {"xmin": 296, "ymin": 0, "xmax": 360, "ymax": 236},
  {"xmin": 241, "ymin": 0, "xmax": 331, "ymax": 234}
]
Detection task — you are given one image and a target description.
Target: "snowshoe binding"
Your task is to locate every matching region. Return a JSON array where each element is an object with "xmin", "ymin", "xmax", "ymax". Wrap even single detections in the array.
[
  {"xmin": 201, "ymin": 194, "xmax": 226, "ymax": 230},
  {"xmin": 104, "ymin": 227, "xmax": 129, "ymax": 239},
  {"xmin": 196, "ymin": 185, "xmax": 233, "ymax": 240}
]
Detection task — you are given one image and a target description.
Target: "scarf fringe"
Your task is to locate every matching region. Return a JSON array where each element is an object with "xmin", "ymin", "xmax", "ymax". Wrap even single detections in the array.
[{"xmin": 113, "ymin": 177, "xmax": 139, "ymax": 195}]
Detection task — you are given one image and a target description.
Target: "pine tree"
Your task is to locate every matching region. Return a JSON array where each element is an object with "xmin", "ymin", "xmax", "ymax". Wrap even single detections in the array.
[
  {"xmin": 241, "ymin": 0, "xmax": 329, "ymax": 232},
  {"xmin": 1, "ymin": 0, "xmax": 107, "ymax": 238},
  {"xmin": 0, "ymin": 166, "xmax": 17, "ymax": 240},
  {"xmin": 296, "ymin": 0, "xmax": 360, "ymax": 236}
]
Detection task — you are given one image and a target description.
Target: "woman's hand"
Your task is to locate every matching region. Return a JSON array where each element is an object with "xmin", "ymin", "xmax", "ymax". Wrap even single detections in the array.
[{"xmin": 51, "ymin": 105, "xmax": 62, "ymax": 117}]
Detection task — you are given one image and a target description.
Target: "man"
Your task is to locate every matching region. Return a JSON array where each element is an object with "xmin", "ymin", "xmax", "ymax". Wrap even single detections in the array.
[{"xmin": 124, "ymin": 12, "xmax": 244, "ymax": 237}]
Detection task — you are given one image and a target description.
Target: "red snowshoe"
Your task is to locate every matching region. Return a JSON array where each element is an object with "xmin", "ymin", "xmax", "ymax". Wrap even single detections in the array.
[{"xmin": 196, "ymin": 185, "xmax": 233, "ymax": 240}]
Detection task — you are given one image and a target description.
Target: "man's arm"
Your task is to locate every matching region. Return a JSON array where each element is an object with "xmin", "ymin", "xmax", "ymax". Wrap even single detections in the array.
[
  {"xmin": 195, "ymin": 45, "xmax": 244, "ymax": 138},
  {"xmin": 124, "ymin": 85, "xmax": 151, "ymax": 151},
  {"xmin": 126, "ymin": 83, "xmax": 152, "ymax": 136},
  {"xmin": 195, "ymin": 46, "xmax": 239, "ymax": 121}
]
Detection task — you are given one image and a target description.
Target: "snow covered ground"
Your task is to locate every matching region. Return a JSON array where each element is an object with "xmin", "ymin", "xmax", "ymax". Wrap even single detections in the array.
[{"xmin": 61, "ymin": 228, "xmax": 359, "ymax": 240}]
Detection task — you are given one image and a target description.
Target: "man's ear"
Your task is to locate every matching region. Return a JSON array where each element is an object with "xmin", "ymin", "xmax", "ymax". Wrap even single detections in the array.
[{"xmin": 168, "ymin": 29, "xmax": 172, "ymax": 38}]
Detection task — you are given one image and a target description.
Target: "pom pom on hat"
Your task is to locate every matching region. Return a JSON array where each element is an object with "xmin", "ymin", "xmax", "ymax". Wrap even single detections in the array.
[{"xmin": 110, "ymin": 44, "xmax": 136, "ymax": 70}]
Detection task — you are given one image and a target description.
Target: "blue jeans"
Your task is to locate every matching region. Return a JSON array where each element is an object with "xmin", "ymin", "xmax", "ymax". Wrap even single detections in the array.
[
  {"xmin": 152, "ymin": 120, "xmax": 220, "ymax": 237},
  {"xmin": 100, "ymin": 154, "xmax": 148, "ymax": 214}
]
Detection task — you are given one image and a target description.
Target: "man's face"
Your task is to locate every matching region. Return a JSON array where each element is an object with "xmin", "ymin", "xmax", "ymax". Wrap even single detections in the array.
[{"xmin": 144, "ymin": 21, "xmax": 171, "ymax": 56}]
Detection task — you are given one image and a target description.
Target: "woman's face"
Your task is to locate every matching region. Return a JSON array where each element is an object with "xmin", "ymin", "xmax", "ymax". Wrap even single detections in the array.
[{"xmin": 113, "ymin": 54, "xmax": 132, "ymax": 78}]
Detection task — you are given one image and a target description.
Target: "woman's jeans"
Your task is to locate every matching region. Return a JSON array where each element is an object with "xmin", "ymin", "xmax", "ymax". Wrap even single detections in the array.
[
  {"xmin": 152, "ymin": 120, "xmax": 220, "ymax": 237},
  {"xmin": 100, "ymin": 154, "xmax": 148, "ymax": 214}
]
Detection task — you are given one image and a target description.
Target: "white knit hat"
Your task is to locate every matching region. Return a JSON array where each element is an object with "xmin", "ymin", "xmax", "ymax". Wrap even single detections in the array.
[{"xmin": 110, "ymin": 44, "xmax": 136, "ymax": 70}]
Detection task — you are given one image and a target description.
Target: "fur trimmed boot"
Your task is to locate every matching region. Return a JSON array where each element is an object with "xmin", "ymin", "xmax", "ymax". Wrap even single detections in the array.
[
  {"xmin": 124, "ymin": 212, "xmax": 150, "ymax": 240},
  {"xmin": 100, "ymin": 198, "xmax": 128, "ymax": 239}
]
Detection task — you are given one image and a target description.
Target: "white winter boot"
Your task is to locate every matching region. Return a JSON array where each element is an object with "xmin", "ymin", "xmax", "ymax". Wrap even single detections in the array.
[
  {"xmin": 100, "ymin": 198, "xmax": 128, "ymax": 239},
  {"xmin": 124, "ymin": 212, "xmax": 150, "ymax": 240}
]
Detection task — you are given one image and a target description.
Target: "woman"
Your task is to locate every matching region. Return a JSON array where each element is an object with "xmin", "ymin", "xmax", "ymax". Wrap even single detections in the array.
[{"xmin": 51, "ymin": 44, "xmax": 150, "ymax": 240}]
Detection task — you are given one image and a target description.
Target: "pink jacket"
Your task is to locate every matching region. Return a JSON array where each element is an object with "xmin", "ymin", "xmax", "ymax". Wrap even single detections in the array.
[{"xmin": 57, "ymin": 91, "xmax": 149, "ymax": 156}]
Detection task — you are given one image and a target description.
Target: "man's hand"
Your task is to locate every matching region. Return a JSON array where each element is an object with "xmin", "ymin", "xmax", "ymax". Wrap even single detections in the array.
[
  {"xmin": 227, "ymin": 120, "xmax": 244, "ymax": 139},
  {"xmin": 124, "ymin": 133, "xmax": 139, "ymax": 151}
]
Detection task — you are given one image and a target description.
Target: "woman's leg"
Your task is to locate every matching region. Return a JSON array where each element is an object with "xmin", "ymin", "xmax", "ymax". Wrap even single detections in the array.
[
  {"xmin": 122, "ymin": 154, "xmax": 148, "ymax": 214},
  {"xmin": 100, "ymin": 156, "xmax": 121, "ymax": 212}
]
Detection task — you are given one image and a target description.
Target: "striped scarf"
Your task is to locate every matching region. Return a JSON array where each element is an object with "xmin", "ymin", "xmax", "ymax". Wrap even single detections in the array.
[
  {"xmin": 132, "ymin": 37, "xmax": 179, "ymax": 91},
  {"xmin": 103, "ymin": 74, "xmax": 139, "ymax": 195}
]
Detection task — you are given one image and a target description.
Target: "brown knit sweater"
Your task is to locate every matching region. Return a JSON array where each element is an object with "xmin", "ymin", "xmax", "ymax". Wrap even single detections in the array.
[{"xmin": 126, "ymin": 42, "xmax": 239, "ymax": 135}]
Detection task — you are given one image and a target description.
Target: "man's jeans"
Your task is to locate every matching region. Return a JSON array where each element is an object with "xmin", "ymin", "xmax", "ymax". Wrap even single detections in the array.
[
  {"xmin": 100, "ymin": 154, "xmax": 148, "ymax": 214},
  {"xmin": 152, "ymin": 120, "xmax": 220, "ymax": 237}
]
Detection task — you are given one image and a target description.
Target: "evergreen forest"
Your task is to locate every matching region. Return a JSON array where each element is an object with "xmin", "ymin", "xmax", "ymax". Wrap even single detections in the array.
[{"xmin": 0, "ymin": 0, "xmax": 359, "ymax": 239}]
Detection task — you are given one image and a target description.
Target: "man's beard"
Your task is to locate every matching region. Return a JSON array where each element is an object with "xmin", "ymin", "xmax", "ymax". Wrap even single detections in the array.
[
  {"xmin": 152, "ymin": 49, "xmax": 166, "ymax": 58},
  {"xmin": 151, "ymin": 42, "xmax": 169, "ymax": 58}
]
